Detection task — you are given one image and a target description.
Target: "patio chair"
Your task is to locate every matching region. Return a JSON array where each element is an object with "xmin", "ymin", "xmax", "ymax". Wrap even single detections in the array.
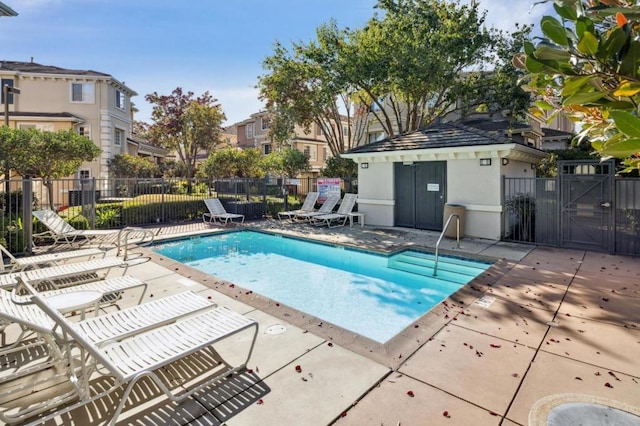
[
  {"xmin": 1, "ymin": 279, "xmax": 258, "ymax": 425},
  {"xmin": 277, "ymin": 191, "xmax": 319, "ymax": 222},
  {"xmin": 294, "ymin": 193, "xmax": 341, "ymax": 222},
  {"xmin": 32, "ymin": 209, "xmax": 155, "ymax": 254},
  {"xmin": 202, "ymin": 198, "xmax": 245, "ymax": 225},
  {"xmin": 0, "ymin": 287, "xmax": 220, "ymax": 423},
  {"xmin": 0, "ymin": 256, "xmax": 127, "ymax": 290},
  {"xmin": 311, "ymin": 193, "xmax": 358, "ymax": 228},
  {"xmin": 0, "ymin": 245, "xmax": 106, "ymax": 273},
  {"xmin": 1, "ymin": 274, "xmax": 147, "ymax": 348}
]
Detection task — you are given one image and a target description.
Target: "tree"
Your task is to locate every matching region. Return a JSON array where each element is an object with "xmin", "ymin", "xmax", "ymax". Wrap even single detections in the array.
[
  {"xmin": 109, "ymin": 154, "xmax": 159, "ymax": 178},
  {"xmin": 202, "ymin": 148, "xmax": 266, "ymax": 178},
  {"xmin": 320, "ymin": 156, "xmax": 357, "ymax": 178},
  {"xmin": 145, "ymin": 88, "xmax": 226, "ymax": 180},
  {"xmin": 8, "ymin": 128, "xmax": 101, "ymax": 209},
  {"xmin": 262, "ymin": 148, "xmax": 311, "ymax": 178},
  {"xmin": 259, "ymin": 0, "xmax": 526, "ymax": 156},
  {"xmin": 519, "ymin": 0, "xmax": 640, "ymax": 172}
]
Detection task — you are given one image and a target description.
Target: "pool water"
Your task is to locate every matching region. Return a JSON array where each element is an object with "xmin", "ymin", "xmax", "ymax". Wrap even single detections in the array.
[{"xmin": 153, "ymin": 231, "xmax": 491, "ymax": 343}]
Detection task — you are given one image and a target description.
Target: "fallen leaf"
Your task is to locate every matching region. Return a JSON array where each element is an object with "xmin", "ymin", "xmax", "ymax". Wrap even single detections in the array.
[
  {"xmin": 604, "ymin": 382, "xmax": 613, "ymax": 388},
  {"xmin": 490, "ymin": 344, "xmax": 501, "ymax": 348},
  {"xmin": 443, "ymin": 410, "xmax": 451, "ymax": 418},
  {"xmin": 407, "ymin": 390, "xmax": 415, "ymax": 397},
  {"xmin": 256, "ymin": 399, "xmax": 264, "ymax": 405},
  {"xmin": 295, "ymin": 365, "xmax": 302, "ymax": 373}
]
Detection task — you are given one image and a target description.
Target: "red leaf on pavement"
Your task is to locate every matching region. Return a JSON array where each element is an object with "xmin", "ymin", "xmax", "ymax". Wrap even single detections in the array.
[
  {"xmin": 256, "ymin": 399, "xmax": 264, "ymax": 405},
  {"xmin": 443, "ymin": 410, "xmax": 451, "ymax": 418},
  {"xmin": 295, "ymin": 365, "xmax": 302, "ymax": 373},
  {"xmin": 604, "ymin": 382, "xmax": 613, "ymax": 388},
  {"xmin": 407, "ymin": 390, "xmax": 415, "ymax": 397}
]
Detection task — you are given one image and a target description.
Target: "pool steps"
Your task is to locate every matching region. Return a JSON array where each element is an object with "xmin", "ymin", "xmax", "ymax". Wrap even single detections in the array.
[{"xmin": 388, "ymin": 251, "xmax": 487, "ymax": 284}]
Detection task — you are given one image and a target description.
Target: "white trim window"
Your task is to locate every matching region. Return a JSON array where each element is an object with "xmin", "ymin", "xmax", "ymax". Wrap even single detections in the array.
[
  {"xmin": 115, "ymin": 89, "xmax": 125, "ymax": 110},
  {"xmin": 76, "ymin": 125, "xmax": 91, "ymax": 139},
  {"xmin": 261, "ymin": 117, "xmax": 270, "ymax": 130},
  {"xmin": 246, "ymin": 123, "xmax": 254, "ymax": 138},
  {"xmin": 78, "ymin": 169, "xmax": 91, "ymax": 180},
  {"xmin": 70, "ymin": 82, "xmax": 95, "ymax": 103},
  {"xmin": 114, "ymin": 128, "xmax": 124, "ymax": 146},
  {"xmin": 263, "ymin": 144, "xmax": 272, "ymax": 155},
  {"xmin": 18, "ymin": 123, "xmax": 54, "ymax": 131}
]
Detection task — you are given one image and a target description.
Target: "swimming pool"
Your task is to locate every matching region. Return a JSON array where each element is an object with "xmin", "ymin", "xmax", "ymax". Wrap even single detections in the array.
[{"xmin": 153, "ymin": 231, "xmax": 491, "ymax": 343}]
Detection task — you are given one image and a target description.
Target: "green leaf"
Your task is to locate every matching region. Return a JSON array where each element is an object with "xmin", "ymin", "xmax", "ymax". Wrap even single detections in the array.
[
  {"xmin": 525, "ymin": 56, "xmax": 546, "ymax": 73},
  {"xmin": 524, "ymin": 41, "xmax": 536, "ymax": 56},
  {"xmin": 563, "ymin": 91, "xmax": 604, "ymax": 106},
  {"xmin": 534, "ymin": 46, "xmax": 572, "ymax": 60},
  {"xmin": 613, "ymin": 81, "xmax": 640, "ymax": 97},
  {"xmin": 620, "ymin": 42, "xmax": 640, "ymax": 79},
  {"xmin": 600, "ymin": 138, "xmax": 640, "ymax": 157},
  {"xmin": 535, "ymin": 100, "xmax": 555, "ymax": 110},
  {"xmin": 541, "ymin": 16, "xmax": 569, "ymax": 46},
  {"xmin": 554, "ymin": 3, "xmax": 577, "ymax": 21},
  {"xmin": 610, "ymin": 110, "xmax": 640, "ymax": 138},
  {"xmin": 575, "ymin": 17, "xmax": 595, "ymax": 40},
  {"xmin": 602, "ymin": 27, "xmax": 628, "ymax": 60},
  {"xmin": 561, "ymin": 75, "xmax": 594, "ymax": 97},
  {"xmin": 577, "ymin": 31, "xmax": 599, "ymax": 55}
]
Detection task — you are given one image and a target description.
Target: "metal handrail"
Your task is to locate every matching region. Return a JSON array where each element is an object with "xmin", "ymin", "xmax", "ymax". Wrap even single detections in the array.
[{"xmin": 433, "ymin": 213, "xmax": 460, "ymax": 276}]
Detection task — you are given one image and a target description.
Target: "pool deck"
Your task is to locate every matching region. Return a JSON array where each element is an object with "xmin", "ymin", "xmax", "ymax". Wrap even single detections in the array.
[{"xmin": 4, "ymin": 219, "xmax": 640, "ymax": 425}]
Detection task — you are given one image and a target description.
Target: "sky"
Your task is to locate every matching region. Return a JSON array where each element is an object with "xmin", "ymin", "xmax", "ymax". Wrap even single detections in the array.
[{"xmin": 1, "ymin": 0, "xmax": 551, "ymax": 127}]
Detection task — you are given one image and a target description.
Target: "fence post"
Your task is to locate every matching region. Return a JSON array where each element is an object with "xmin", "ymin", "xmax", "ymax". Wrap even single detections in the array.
[
  {"xmin": 161, "ymin": 178, "xmax": 166, "ymax": 223},
  {"xmin": 22, "ymin": 177, "xmax": 33, "ymax": 254}
]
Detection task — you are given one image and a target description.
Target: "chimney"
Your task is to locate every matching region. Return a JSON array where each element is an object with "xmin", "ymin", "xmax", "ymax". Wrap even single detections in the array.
[{"xmin": 30, "ymin": 57, "xmax": 34, "ymax": 63}]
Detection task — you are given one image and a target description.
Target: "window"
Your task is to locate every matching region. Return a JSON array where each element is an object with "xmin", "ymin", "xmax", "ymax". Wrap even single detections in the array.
[
  {"xmin": 368, "ymin": 131, "xmax": 385, "ymax": 143},
  {"xmin": 304, "ymin": 145, "xmax": 317, "ymax": 161},
  {"xmin": 316, "ymin": 124, "xmax": 323, "ymax": 136},
  {"xmin": 322, "ymin": 147, "xmax": 327, "ymax": 162},
  {"xmin": 78, "ymin": 169, "xmax": 91, "ymax": 180},
  {"xmin": 370, "ymin": 98, "xmax": 383, "ymax": 112},
  {"xmin": 114, "ymin": 128, "xmax": 124, "ymax": 146},
  {"xmin": 342, "ymin": 125, "xmax": 349, "ymax": 136},
  {"xmin": 115, "ymin": 89, "xmax": 125, "ymax": 110},
  {"xmin": 246, "ymin": 123, "xmax": 254, "ymax": 138},
  {"xmin": 77, "ymin": 125, "xmax": 91, "ymax": 139},
  {"xmin": 1, "ymin": 78, "xmax": 15, "ymax": 104},
  {"xmin": 263, "ymin": 144, "xmax": 272, "ymax": 155},
  {"xmin": 261, "ymin": 117, "xmax": 270, "ymax": 130},
  {"xmin": 70, "ymin": 82, "xmax": 95, "ymax": 103},
  {"xmin": 18, "ymin": 123, "xmax": 54, "ymax": 131}
]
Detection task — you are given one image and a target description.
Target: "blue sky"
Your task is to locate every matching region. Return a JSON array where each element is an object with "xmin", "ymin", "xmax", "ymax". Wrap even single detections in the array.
[{"xmin": 1, "ymin": 0, "xmax": 550, "ymax": 126}]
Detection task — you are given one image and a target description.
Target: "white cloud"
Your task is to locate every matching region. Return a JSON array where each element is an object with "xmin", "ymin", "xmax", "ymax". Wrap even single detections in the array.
[{"xmin": 471, "ymin": 0, "xmax": 552, "ymax": 33}]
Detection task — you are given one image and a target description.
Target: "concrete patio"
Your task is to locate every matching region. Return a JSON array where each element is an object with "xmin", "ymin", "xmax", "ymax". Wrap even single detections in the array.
[{"xmin": 3, "ymin": 219, "xmax": 639, "ymax": 425}]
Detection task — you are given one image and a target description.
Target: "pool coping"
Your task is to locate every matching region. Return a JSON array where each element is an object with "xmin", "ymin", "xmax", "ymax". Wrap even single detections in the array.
[{"xmin": 145, "ymin": 228, "xmax": 510, "ymax": 368}]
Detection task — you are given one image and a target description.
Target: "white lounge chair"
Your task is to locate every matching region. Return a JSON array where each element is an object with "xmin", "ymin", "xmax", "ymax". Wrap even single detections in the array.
[
  {"xmin": 3, "ymin": 280, "xmax": 258, "ymax": 425},
  {"xmin": 278, "ymin": 191, "xmax": 319, "ymax": 222},
  {"xmin": 202, "ymin": 198, "xmax": 245, "ymax": 225},
  {"xmin": 0, "ymin": 287, "xmax": 220, "ymax": 423},
  {"xmin": 0, "ymin": 245, "xmax": 106, "ymax": 273},
  {"xmin": 0, "ymin": 257, "xmax": 127, "ymax": 290},
  {"xmin": 311, "ymin": 193, "xmax": 358, "ymax": 228},
  {"xmin": 32, "ymin": 209, "xmax": 155, "ymax": 255},
  {"xmin": 294, "ymin": 193, "xmax": 341, "ymax": 221},
  {"xmin": 2, "ymin": 275, "xmax": 147, "ymax": 348}
]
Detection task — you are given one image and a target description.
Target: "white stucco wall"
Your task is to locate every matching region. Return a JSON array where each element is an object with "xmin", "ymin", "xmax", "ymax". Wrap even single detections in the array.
[{"xmin": 356, "ymin": 162, "xmax": 395, "ymax": 227}]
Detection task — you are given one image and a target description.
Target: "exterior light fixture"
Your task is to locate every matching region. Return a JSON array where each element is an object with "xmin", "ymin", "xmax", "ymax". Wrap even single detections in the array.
[
  {"xmin": 479, "ymin": 158, "xmax": 491, "ymax": 166},
  {"xmin": 361, "ymin": 162, "xmax": 369, "ymax": 169},
  {"xmin": 501, "ymin": 158, "xmax": 509, "ymax": 166}
]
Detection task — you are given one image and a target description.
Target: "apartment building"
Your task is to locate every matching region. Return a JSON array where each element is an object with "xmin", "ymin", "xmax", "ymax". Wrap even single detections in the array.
[
  {"xmin": 234, "ymin": 110, "xmax": 347, "ymax": 177},
  {"xmin": 0, "ymin": 60, "xmax": 162, "ymax": 180}
]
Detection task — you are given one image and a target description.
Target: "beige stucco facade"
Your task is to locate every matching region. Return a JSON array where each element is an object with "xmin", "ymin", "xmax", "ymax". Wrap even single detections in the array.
[
  {"xmin": 1, "ymin": 61, "xmax": 137, "ymax": 181},
  {"xmin": 344, "ymin": 144, "xmax": 543, "ymax": 240}
]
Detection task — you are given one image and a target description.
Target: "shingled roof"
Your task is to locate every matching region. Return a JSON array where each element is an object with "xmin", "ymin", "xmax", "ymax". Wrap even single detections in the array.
[
  {"xmin": 346, "ymin": 121, "xmax": 523, "ymax": 155},
  {"xmin": 0, "ymin": 60, "xmax": 110, "ymax": 77}
]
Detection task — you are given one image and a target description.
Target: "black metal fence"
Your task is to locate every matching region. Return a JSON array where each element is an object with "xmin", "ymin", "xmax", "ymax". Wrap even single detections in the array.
[
  {"xmin": 0, "ymin": 176, "xmax": 357, "ymax": 253},
  {"xmin": 503, "ymin": 176, "xmax": 640, "ymax": 256}
]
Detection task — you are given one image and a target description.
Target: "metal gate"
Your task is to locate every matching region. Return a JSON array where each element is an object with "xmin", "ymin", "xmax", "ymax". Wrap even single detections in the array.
[{"xmin": 558, "ymin": 160, "xmax": 614, "ymax": 251}]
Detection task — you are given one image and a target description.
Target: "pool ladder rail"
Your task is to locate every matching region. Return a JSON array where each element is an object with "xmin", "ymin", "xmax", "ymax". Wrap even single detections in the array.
[{"xmin": 433, "ymin": 213, "xmax": 460, "ymax": 277}]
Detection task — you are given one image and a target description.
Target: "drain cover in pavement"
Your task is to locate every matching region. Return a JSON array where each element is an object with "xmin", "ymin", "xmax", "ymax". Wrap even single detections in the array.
[{"xmin": 266, "ymin": 324, "xmax": 286, "ymax": 335}]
